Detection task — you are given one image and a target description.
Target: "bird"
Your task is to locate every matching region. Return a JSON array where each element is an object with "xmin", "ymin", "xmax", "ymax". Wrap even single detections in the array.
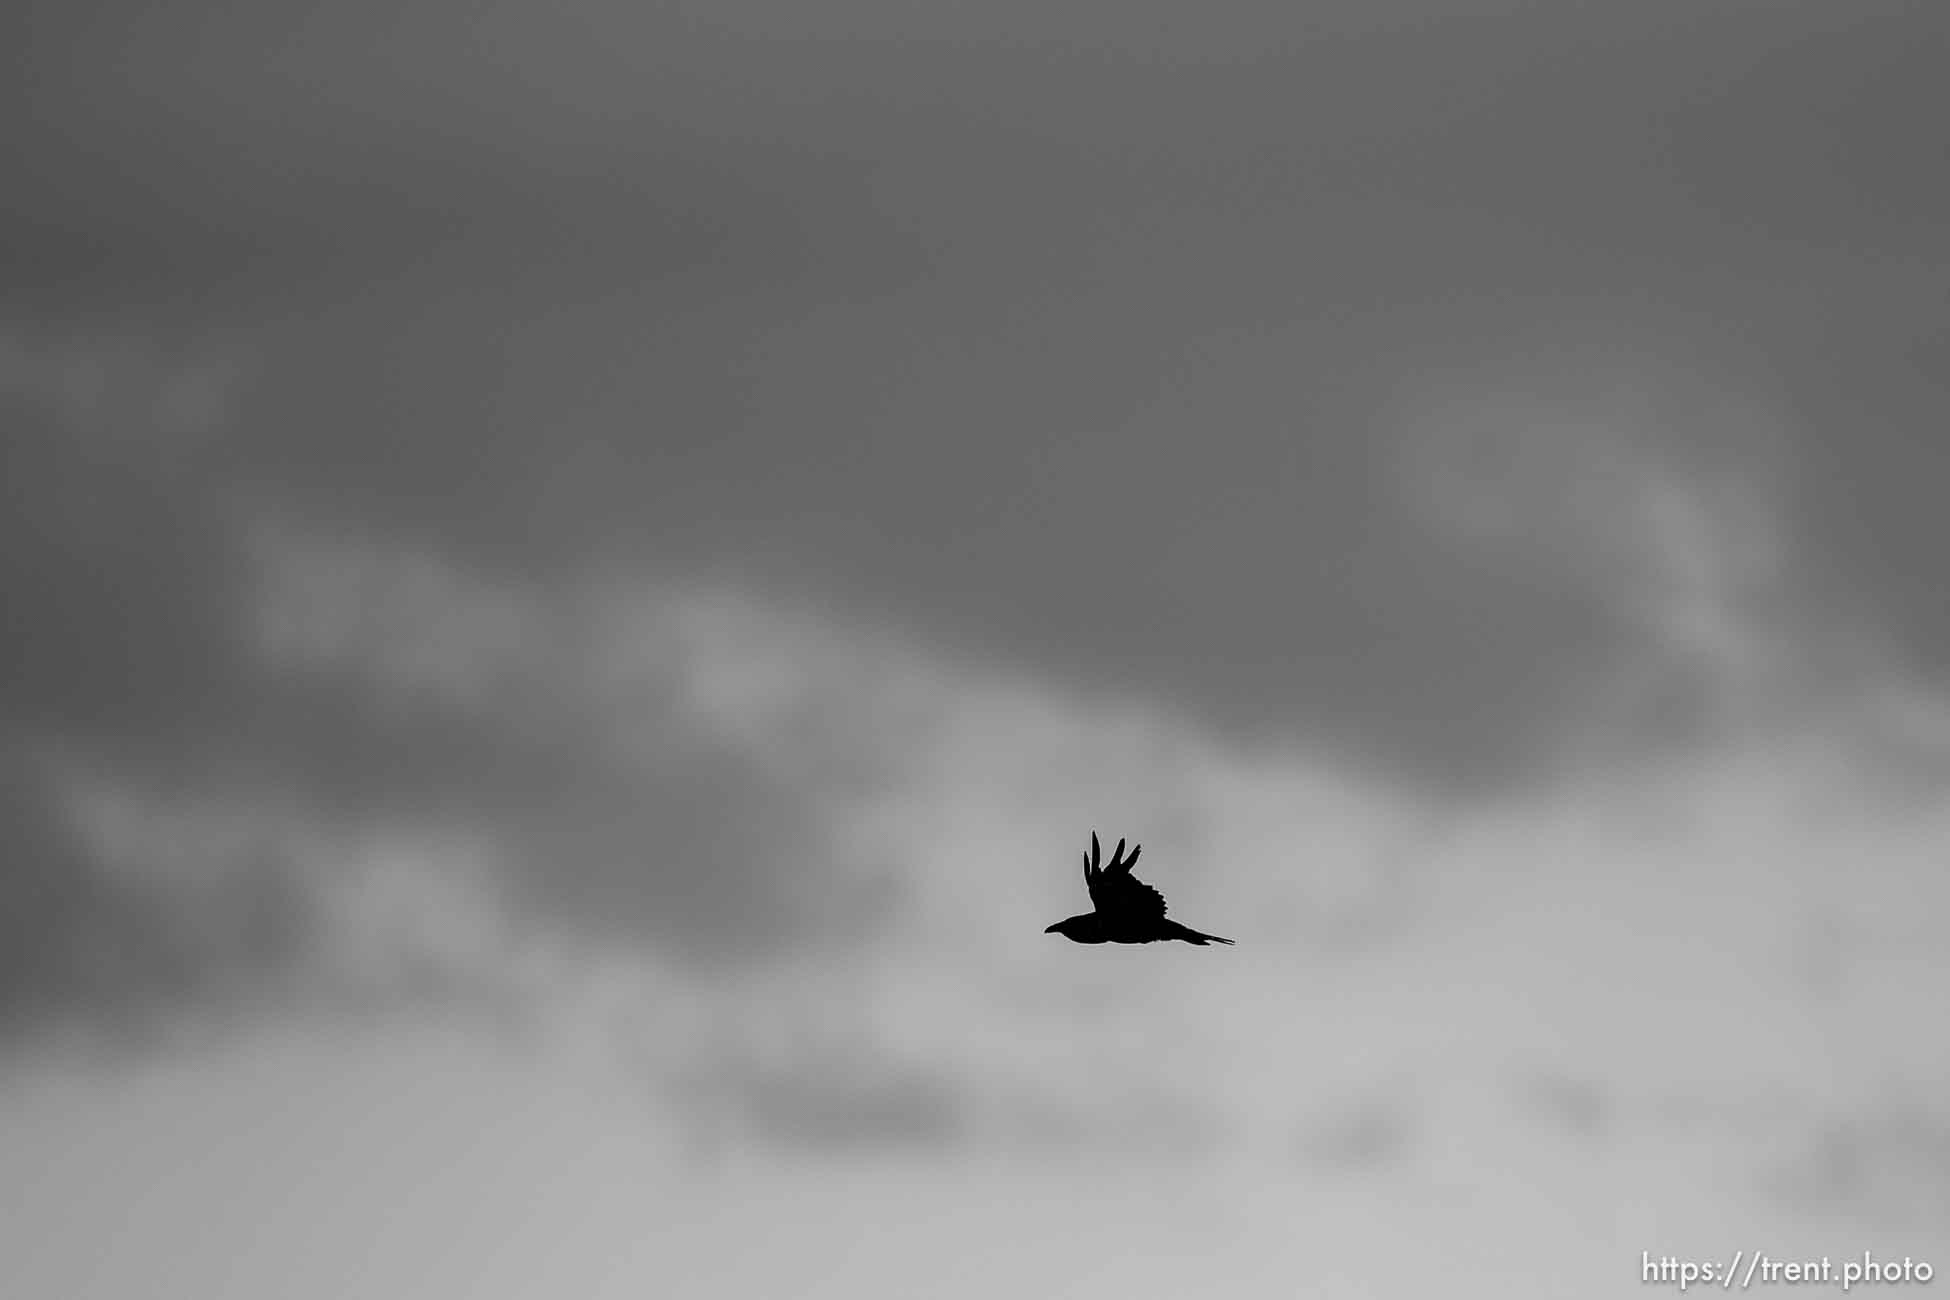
[{"xmin": 1044, "ymin": 831, "xmax": 1234, "ymax": 946}]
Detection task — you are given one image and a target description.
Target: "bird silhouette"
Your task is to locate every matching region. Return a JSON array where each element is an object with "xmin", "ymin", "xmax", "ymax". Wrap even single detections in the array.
[{"xmin": 1044, "ymin": 832, "xmax": 1234, "ymax": 946}]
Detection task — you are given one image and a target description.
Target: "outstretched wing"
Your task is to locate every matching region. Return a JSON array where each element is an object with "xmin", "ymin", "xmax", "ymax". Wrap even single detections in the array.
[{"xmin": 1082, "ymin": 831, "xmax": 1168, "ymax": 920}]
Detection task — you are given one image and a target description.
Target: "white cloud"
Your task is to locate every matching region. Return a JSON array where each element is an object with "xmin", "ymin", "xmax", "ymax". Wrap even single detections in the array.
[
  {"xmin": 1388, "ymin": 359, "xmax": 1796, "ymax": 686},
  {"xmin": 22, "ymin": 495, "xmax": 1950, "ymax": 1215}
]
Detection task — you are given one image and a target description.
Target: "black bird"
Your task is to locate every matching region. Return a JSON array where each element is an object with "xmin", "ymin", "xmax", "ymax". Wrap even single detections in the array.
[{"xmin": 1044, "ymin": 832, "xmax": 1235, "ymax": 946}]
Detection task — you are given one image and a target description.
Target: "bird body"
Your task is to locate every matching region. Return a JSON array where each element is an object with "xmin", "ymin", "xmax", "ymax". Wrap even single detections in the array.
[{"xmin": 1044, "ymin": 832, "xmax": 1234, "ymax": 946}]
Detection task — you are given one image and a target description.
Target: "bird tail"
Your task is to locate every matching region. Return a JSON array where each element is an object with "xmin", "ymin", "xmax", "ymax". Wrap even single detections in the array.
[{"xmin": 1166, "ymin": 921, "xmax": 1235, "ymax": 946}]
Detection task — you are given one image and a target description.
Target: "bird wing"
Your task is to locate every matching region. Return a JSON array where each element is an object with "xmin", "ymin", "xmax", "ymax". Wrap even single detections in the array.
[{"xmin": 1082, "ymin": 831, "xmax": 1168, "ymax": 919}]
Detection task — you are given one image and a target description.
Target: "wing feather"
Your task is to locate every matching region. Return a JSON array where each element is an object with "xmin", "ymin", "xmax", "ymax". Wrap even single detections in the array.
[{"xmin": 1082, "ymin": 833, "xmax": 1168, "ymax": 919}]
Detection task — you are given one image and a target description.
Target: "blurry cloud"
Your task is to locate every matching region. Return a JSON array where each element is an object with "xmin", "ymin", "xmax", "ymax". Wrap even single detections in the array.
[
  {"xmin": 1766, "ymin": 1094, "xmax": 1950, "ymax": 1228},
  {"xmin": 4, "ymin": 444, "xmax": 1445, "ymax": 1157},
  {"xmin": 3, "ymin": 5, "xmax": 1949, "ymax": 1248},
  {"xmin": 8, "ymin": 0, "xmax": 1948, "ymax": 803},
  {"xmin": 0, "ymin": 750, "xmax": 302, "ymax": 1047},
  {"xmin": 0, "ymin": 325, "xmax": 271, "ymax": 1045},
  {"xmin": 9, "ymin": 435, "xmax": 1950, "ymax": 1173},
  {"xmin": 1388, "ymin": 354, "xmax": 1800, "ymax": 723},
  {"xmin": 6, "ymin": 298, "xmax": 1949, "ymax": 1199},
  {"xmin": 0, "ymin": 322, "xmax": 244, "ymax": 440},
  {"xmin": 1511, "ymin": 1068, "xmax": 1609, "ymax": 1143},
  {"xmin": 673, "ymin": 1037, "xmax": 971, "ymax": 1157},
  {"xmin": 1, "ymin": 321, "xmax": 251, "ymax": 751},
  {"xmin": 1292, "ymin": 1083, "xmax": 1420, "ymax": 1172}
]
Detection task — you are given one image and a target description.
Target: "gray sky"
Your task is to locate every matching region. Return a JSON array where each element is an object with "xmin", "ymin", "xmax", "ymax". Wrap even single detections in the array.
[{"xmin": 4, "ymin": 2, "xmax": 1950, "ymax": 1296}]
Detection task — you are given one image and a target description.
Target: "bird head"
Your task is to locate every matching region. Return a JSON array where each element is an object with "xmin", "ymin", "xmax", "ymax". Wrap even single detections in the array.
[{"xmin": 1044, "ymin": 914, "xmax": 1093, "ymax": 939}]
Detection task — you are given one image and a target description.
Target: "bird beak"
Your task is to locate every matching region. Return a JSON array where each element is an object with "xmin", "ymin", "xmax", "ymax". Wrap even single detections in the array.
[{"xmin": 1043, "ymin": 923, "xmax": 1060, "ymax": 933}]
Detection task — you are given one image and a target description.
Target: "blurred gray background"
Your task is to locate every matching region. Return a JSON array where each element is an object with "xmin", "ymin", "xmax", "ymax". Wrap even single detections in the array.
[{"xmin": 4, "ymin": 1, "xmax": 1948, "ymax": 1296}]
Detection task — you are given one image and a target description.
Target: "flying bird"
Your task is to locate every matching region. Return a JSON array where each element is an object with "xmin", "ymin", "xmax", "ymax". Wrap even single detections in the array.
[{"xmin": 1044, "ymin": 832, "xmax": 1234, "ymax": 946}]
